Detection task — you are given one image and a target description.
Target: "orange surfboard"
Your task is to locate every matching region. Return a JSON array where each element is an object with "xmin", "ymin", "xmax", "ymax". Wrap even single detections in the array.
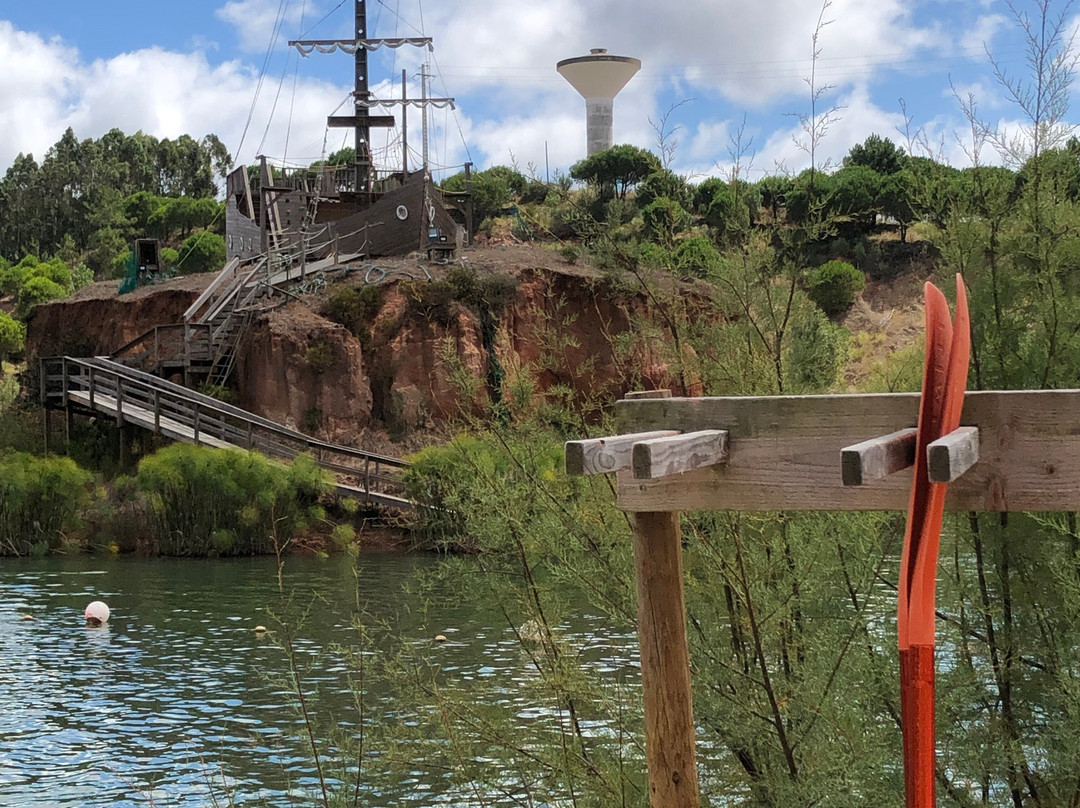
[{"xmin": 898, "ymin": 276, "xmax": 970, "ymax": 808}]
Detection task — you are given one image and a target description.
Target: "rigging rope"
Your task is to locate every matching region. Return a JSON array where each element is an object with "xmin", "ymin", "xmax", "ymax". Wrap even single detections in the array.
[
  {"xmin": 236, "ymin": 0, "xmax": 292, "ymax": 160},
  {"xmin": 284, "ymin": 0, "xmax": 309, "ymax": 163}
]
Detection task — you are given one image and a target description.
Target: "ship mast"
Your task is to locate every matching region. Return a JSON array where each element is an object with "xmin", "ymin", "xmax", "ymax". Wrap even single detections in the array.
[{"xmin": 288, "ymin": 0, "xmax": 455, "ymax": 205}]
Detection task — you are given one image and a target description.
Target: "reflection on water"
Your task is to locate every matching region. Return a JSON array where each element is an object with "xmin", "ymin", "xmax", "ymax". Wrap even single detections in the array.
[{"xmin": 0, "ymin": 555, "xmax": 638, "ymax": 807}]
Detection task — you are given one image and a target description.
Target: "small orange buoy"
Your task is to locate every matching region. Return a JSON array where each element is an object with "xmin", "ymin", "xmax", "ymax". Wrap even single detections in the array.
[
  {"xmin": 254, "ymin": 625, "xmax": 268, "ymax": 634},
  {"xmin": 434, "ymin": 635, "xmax": 447, "ymax": 642}
]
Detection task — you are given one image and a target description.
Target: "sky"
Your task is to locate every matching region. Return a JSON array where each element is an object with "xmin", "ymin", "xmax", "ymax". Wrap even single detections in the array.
[{"xmin": 0, "ymin": 0, "xmax": 1072, "ymax": 185}]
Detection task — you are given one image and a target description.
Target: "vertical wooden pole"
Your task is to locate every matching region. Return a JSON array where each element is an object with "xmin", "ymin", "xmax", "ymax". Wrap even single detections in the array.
[
  {"xmin": 43, "ymin": 407, "xmax": 51, "ymax": 454},
  {"xmin": 632, "ymin": 510, "xmax": 700, "ymax": 808},
  {"xmin": 65, "ymin": 406, "xmax": 73, "ymax": 454}
]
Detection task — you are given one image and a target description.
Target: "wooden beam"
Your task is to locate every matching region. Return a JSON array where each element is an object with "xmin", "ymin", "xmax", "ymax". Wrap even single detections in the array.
[
  {"xmin": 327, "ymin": 115, "xmax": 395, "ymax": 128},
  {"xmin": 841, "ymin": 427, "xmax": 918, "ymax": 486},
  {"xmin": 565, "ymin": 430, "xmax": 679, "ymax": 476},
  {"xmin": 632, "ymin": 430, "xmax": 730, "ymax": 480},
  {"xmin": 927, "ymin": 426, "xmax": 980, "ymax": 484},
  {"xmin": 614, "ymin": 390, "xmax": 1080, "ymax": 512},
  {"xmin": 633, "ymin": 511, "xmax": 701, "ymax": 808}
]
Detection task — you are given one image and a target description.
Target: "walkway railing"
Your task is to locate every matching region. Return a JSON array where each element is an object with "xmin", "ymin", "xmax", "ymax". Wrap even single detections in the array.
[{"xmin": 40, "ymin": 356, "xmax": 412, "ymax": 511}]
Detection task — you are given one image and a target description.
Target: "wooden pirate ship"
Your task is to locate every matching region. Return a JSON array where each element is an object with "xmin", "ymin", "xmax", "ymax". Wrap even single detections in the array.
[{"xmin": 224, "ymin": 0, "xmax": 464, "ymax": 264}]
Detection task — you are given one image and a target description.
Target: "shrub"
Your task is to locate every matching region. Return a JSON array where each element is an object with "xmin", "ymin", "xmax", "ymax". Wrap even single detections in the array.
[
  {"xmin": 559, "ymin": 244, "xmax": 581, "ymax": 265},
  {"xmin": 0, "ymin": 451, "xmax": 94, "ymax": 556},
  {"xmin": 16, "ymin": 276, "xmax": 68, "ymax": 319},
  {"xmin": 323, "ymin": 285, "xmax": 384, "ymax": 335},
  {"xmin": 0, "ymin": 312, "xmax": 25, "ymax": 362},
  {"xmin": 401, "ymin": 279, "xmax": 456, "ymax": 325},
  {"xmin": 305, "ymin": 342, "xmax": 332, "ymax": 374},
  {"xmin": 302, "ymin": 407, "xmax": 323, "ymax": 434},
  {"xmin": 805, "ymin": 260, "xmax": 866, "ymax": 316},
  {"xmin": 642, "ymin": 196, "xmax": 691, "ymax": 246},
  {"xmin": 788, "ymin": 308, "xmax": 849, "ymax": 392},
  {"xmin": 673, "ymin": 236, "xmax": 723, "ymax": 279},
  {"xmin": 134, "ymin": 444, "xmax": 330, "ymax": 556}
]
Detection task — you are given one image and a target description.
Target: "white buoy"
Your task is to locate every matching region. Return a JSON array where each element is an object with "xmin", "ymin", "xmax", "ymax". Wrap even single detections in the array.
[{"xmin": 84, "ymin": 601, "xmax": 110, "ymax": 626}]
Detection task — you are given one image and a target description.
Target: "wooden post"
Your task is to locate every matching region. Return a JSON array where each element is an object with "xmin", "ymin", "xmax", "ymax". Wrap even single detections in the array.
[
  {"xmin": 153, "ymin": 390, "xmax": 161, "ymax": 435},
  {"xmin": 65, "ymin": 406, "xmax": 73, "ymax": 454},
  {"xmin": 43, "ymin": 407, "xmax": 51, "ymax": 454},
  {"xmin": 115, "ymin": 381, "xmax": 125, "ymax": 427},
  {"xmin": 193, "ymin": 402, "xmax": 200, "ymax": 444},
  {"xmin": 632, "ymin": 511, "xmax": 700, "ymax": 808},
  {"xmin": 88, "ymin": 367, "xmax": 96, "ymax": 410}
]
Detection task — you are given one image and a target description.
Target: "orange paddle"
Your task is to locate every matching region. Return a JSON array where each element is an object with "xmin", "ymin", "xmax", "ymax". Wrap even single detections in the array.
[{"xmin": 898, "ymin": 276, "xmax": 970, "ymax": 807}]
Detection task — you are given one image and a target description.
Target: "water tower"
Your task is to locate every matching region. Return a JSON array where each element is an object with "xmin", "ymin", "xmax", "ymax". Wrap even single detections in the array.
[{"xmin": 557, "ymin": 49, "xmax": 641, "ymax": 156}]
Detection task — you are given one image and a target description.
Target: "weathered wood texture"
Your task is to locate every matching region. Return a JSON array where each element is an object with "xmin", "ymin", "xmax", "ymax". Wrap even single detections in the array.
[
  {"xmin": 928, "ymin": 426, "xmax": 980, "ymax": 484},
  {"xmin": 842, "ymin": 428, "xmax": 918, "ymax": 486},
  {"xmin": 565, "ymin": 431, "xmax": 679, "ymax": 476},
  {"xmin": 633, "ymin": 511, "xmax": 701, "ymax": 808},
  {"xmin": 615, "ymin": 392, "xmax": 1080, "ymax": 512},
  {"xmin": 632, "ymin": 430, "xmax": 729, "ymax": 480}
]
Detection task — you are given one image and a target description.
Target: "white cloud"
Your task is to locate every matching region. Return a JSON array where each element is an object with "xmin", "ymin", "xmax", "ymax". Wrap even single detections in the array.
[
  {"xmin": 420, "ymin": 0, "xmax": 948, "ymax": 108},
  {"xmin": 0, "ymin": 21, "xmax": 77, "ymax": 165},
  {"xmin": 216, "ymin": 0, "xmax": 313, "ymax": 53},
  {"xmin": 960, "ymin": 12, "xmax": 1009, "ymax": 55},
  {"xmin": 0, "ymin": 21, "xmax": 351, "ymax": 173}
]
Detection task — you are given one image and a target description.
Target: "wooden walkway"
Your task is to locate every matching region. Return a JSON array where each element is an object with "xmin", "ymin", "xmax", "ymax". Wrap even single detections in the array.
[{"xmin": 41, "ymin": 356, "xmax": 413, "ymax": 512}]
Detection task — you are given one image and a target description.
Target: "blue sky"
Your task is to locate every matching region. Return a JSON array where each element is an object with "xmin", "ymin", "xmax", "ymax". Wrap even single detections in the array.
[{"xmin": 0, "ymin": 1, "xmax": 1071, "ymax": 184}]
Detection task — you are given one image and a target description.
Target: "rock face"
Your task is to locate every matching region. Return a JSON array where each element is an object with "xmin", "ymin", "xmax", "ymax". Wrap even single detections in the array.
[
  {"xmin": 235, "ymin": 306, "xmax": 372, "ymax": 442},
  {"xmin": 26, "ymin": 253, "xmax": 705, "ymax": 441},
  {"xmin": 25, "ymin": 277, "xmax": 207, "ymax": 361}
]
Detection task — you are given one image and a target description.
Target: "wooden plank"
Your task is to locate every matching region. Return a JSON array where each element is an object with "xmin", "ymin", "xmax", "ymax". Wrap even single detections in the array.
[
  {"xmin": 633, "ymin": 511, "xmax": 701, "ymax": 808},
  {"xmin": 184, "ymin": 257, "xmax": 240, "ymax": 322},
  {"xmin": 67, "ymin": 391, "xmax": 233, "ymax": 450},
  {"xmin": 614, "ymin": 391, "xmax": 1080, "ymax": 512},
  {"xmin": 928, "ymin": 426, "xmax": 980, "ymax": 484},
  {"xmin": 625, "ymin": 389, "xmax": 672, "ymax": 400},
  {"xmin": 841, "ymin": 427, "xmax": 918, "ymax": 486},
  {"xmin": 632, "ymin": 430, "xmax": 730, "ymax": 480},
  {"xmin": 565, "ymin": 430, "xmax": 679, "ymax": 476}
]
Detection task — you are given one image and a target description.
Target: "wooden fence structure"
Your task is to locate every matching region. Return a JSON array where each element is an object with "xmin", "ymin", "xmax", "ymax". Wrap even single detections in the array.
[{"xmin": 566, "ymin": 387, "xmax": 1080, "ymax": 808}]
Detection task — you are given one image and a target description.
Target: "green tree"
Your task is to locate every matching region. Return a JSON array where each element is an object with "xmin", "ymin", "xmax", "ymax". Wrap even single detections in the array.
[
  {"xmin": 570, "ymin": 144, "xmax": 661, "ymax": 200},
  {"xmin": 635, "ymin": 169, "xmax": 693, "ymax": 210},
  {"xmin": 829, "ymin": 164, "xmax": 885, "ymax": 233},
  {"xmin": 177, "ymin": 232, "xmax": 226, "ymax": 274},
  {"xmin": 441, "ymin": 167, "xmax": 519, "ymax": 226},
  {"xmin": 844, "ymin": 133, "xmax": 908, "ymax": 175}
]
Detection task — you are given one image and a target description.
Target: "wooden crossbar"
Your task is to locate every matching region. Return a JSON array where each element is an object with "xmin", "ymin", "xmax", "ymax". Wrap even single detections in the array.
[{"xmin": 610, "ymin": 390, "xmax": 1080, "ymax": 512}]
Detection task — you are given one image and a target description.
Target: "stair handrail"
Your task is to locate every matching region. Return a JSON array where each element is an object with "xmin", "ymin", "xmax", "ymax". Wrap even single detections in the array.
[
  {"xmin": 50, "ymin": 356, "xmax": 408, "ymax": 469},
  {"xmin": 183, "ymin": 257, "xmax": 241, "ymax": 323}
]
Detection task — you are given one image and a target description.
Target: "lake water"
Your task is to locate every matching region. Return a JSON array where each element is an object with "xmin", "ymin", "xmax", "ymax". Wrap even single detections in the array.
[{"xmin": 0, "ymin": 554, "xmax": 639, "ymax": 807}]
